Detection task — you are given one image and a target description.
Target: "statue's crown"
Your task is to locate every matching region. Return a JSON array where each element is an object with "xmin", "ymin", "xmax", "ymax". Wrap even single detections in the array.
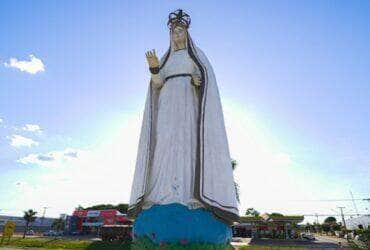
[{"xmin": 167, "ymin": 9, "xmax": 191, "ymax": 29}]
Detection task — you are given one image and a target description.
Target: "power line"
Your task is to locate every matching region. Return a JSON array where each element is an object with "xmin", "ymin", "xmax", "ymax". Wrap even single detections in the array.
[
  {"xmin": 287, "ymin": 198, "xmax": 370, "ymax": 202},
  {"xmin": 252, "ymin": 198, "xmax": 370, "ymax": 202},
  {"xmin": 303, "ymin": 213, "xmax": 369, "ymax": 217}
]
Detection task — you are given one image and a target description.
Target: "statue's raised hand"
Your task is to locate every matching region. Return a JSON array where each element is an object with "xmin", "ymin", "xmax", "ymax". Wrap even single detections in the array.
[
  {"xmin": 146, "ymin": 49, "xmax": 159, "ymax": 69},
  {"xmin": 192, "ymin": 75, "xmax": 202, "ymax": 86}
]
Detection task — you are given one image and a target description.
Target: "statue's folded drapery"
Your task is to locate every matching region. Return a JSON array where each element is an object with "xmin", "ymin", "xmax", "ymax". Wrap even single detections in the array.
[{"xmin": 128, "ymin": 35, "xmax": 239, "ymax": 224}]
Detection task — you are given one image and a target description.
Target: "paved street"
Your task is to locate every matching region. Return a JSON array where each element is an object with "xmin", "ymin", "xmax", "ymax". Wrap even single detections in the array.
[
  {"xmin": 232, "ymin": 236, "xmax": 351, "ymax": 249},
  {"xmin": 314, "ymin": 235, "xmax": 350, "ymax": 248}
]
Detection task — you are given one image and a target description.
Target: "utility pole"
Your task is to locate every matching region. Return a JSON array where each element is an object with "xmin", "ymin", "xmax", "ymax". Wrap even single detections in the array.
[
  {"xmin": 350, "ymin": 191, "xmax": 359, "ymax": 216},
  {"xmin": 337, "ymin": 206, "xmax": 347, "ymax": 229},
  {"xmin": 314, "ymin": 213, "xmax": 320, "ymax": 235},
  {"xmin": 40, "ymin": 207, "xmax": 50, "ymax": 226},
  {"xmin": 337, "ymin": 206, "xmax": 350, "ymax": 243}
]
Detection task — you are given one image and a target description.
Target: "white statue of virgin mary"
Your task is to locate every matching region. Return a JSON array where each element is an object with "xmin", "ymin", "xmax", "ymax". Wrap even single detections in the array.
[{"xmin": 128, "ymin": 9, "xmax": 239, "ymax": 245}]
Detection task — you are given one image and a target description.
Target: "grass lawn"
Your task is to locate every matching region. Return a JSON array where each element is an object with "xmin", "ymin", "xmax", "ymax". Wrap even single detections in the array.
[
  {"xmin": 0, "ymin": 237, "xmax": 130, "ymax": 250},
  {"xmin": 238, "ymin": 247, "xmax": 306, "ymax": 250},
  {"xmin": 0, "ymin": 237, "xmax": 307, "ymax": 249}
]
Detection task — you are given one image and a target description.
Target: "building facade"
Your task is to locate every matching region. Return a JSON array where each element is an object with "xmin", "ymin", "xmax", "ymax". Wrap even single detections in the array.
[
  {"xmin": 233, "ymin": 213, "xmax": 304, "ymax": 239},
  {"xmin": 66, "ymin": 209, "xmax": 131, "ymax": 235},
  {"xmin": 0, "ymin": 215, "xmax": 54, "ymax": 233}
]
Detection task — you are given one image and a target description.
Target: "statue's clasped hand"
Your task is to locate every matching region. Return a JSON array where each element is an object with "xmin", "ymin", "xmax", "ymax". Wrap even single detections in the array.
[{"xmin": 146, "ymin": 49, "xmax": 160, "ymax": 74}]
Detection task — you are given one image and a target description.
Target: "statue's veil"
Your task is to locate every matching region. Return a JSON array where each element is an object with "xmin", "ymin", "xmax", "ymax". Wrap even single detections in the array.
[{"xmin": 128, "ymin": 28, "xmax": 239, "ymax": 224}]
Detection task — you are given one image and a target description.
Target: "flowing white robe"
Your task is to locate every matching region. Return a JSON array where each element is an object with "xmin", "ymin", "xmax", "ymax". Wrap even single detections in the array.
[
  {"xmin": 129, "ymin": 36, "xmax": 239, "ymax": 224},
  {"xmin": 144, "ymin": 49, "xmax": 202, "ymax": 209}
]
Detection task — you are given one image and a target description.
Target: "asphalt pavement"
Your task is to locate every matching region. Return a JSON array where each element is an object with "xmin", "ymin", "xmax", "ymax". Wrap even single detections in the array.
[{"xmin": 233, "ymin": 236, "xmax": 351, "ymax": 249}]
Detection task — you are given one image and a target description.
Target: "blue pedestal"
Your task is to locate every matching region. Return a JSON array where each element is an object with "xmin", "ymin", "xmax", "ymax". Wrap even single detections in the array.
[{"xmin": 133, "ymin": 203, "xmax": 232, "ymax": 245}]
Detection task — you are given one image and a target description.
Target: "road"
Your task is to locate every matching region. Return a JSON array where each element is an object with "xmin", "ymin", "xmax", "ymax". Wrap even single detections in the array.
[
  {"xmin": 232, "ymin": 236, "xmax": 351, "ymax": 249},
  {"xmin": 315, "ymin": 235, "xmax": 350, "ymax": 248}
]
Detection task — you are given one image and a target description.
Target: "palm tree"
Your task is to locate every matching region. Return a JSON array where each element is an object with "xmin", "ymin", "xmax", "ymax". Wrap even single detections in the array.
[
  {"xmin": 245, "ymin": 208, "xmax": 260, "ymax": 217},
  {"xmin": 76, "ymin": 205, "xmax": 84, "ymax": 210},
  {"xmin": 231, "ymin": 159, "xmax": 240, "ymax": 203},
  {"xmin": 23, "ymin": 209, "xmax": 37, "ymax": 239}
]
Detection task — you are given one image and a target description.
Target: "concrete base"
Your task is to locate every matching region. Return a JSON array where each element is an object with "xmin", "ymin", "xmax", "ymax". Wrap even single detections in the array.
[{"xmin": 133, "ymin": 203, "xmax": 232, "ymax": 245}]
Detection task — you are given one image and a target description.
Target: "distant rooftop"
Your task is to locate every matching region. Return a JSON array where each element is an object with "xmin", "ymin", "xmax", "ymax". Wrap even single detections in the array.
[
  {"xmin": 0, "ymin": 215, "xmax": 56, "ymax": 226},
  {"xmin": 240, "ymin": 213, "xmax": 304, "ymax": 223}
]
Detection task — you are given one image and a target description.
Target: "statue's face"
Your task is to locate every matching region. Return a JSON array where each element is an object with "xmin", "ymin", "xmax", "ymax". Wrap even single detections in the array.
[{"xmin": 172, "ymin": 25, "xmax": 186, "ymax": 44}]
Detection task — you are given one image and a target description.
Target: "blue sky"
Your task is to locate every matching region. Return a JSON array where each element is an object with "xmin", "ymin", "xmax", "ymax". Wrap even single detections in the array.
[{"xmin": 0, "ymin": 1, "xmax": 369, "ymax": 222}]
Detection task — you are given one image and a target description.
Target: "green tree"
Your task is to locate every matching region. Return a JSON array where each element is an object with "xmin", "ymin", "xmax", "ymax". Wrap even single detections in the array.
[
  {"xmin": 231, "ymin": 159, "xmax": 238, "ymax": 170},
  {"xmin": 231, "ymin": 159, "xmax": 240, "ymax": 203},
  {"xmin": 270, "ymin": 213, "xmax": 284, "ymax": 217},
  {"xmin": 245, "ymin": 208, "xmax": 260, "ymax": 217},
  {"xmin": 331, "ymin": 222, "xmax": 341, "ymax": 231},
  {"xmin": 305, "ymin": 222, "xmax": 313, "ymax": 232},
  {"xmin": 51, "ymin": 217, "xmax": 65, "ymax": 232},
  {"xmin": 23, "ymin": 209, "xmax": 37, "ymax": 239},
  {"xmin": 76, "ymin": 205, "xmax": 84, "ymax": 210},
  {"xmin": 361, "ymin": 228, "xmax": 370, "ymax": 249},
  {"xmin": 323, "ymin": 216, "xmax": 338, "ymax": 233},
  {"xmin": 80, "ymin": 203, "xmax": 129, "ymax": 214},
  {"xmin": 84, "ymin": 204, "xmax": 115, "ymax": 210},
  {"xmin": 324, "ymin": 216, "xmax": 337, "ymax": 224},
  {"xmin": 313, "ymin": 222, "xmax": 322, "ymax": 234},
  {"xmin": 116, "ymin": 204, "xmax": 129, "ymax": 214},
  {"xmin": 322, "ymin": 223, "xmax": 331, "ymax": 234}
]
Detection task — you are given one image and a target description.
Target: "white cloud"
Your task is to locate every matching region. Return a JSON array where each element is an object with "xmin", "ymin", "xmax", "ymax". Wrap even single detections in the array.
[
  {"xmin": 0, "ymin": 118, "xmax": 3, "ymax": 123},
  {"xmin": 4, "ymin": 54, "xmax": 45, "ymax": 74},
  {"xmin": 9, "ymin": 113, "xmax": 141, "ymax": 216},
  {"xmin": 9, "ymin": 134, "xmax": 39, "ymax": 148},
  {"xmin": 18, "ymin": 148, "xmax": 80, "ymax": 166},
  {"xmin": 14, "ymin": 181, "xmax": 28, "ymax": 189},
  {"xmin": 23, "ymin": 124, "xmax": 42, "ymax": 133}
]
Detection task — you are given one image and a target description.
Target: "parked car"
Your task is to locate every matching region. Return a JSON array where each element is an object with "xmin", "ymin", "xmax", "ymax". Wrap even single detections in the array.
[
  {"xmin": 69, "ymin": 231, "xmax": 81, "ymax": 236},
  {"xmin": 43, "ymin": 230, "xmax": 55, "ymax": 236},
  {"xmin": 43, "ymin": 230, "xmax": 63, "ymax": 237},
  {"xmin": 55, "ymin": 231, "xmax": 63, "ymax": 236},
  {"xmin": 26, "ymin": 230, "xmax": 35, "ymax": 235},
  {"xmin": 301, "ymin": 233, "xmax": 315, "ymax": 240}
]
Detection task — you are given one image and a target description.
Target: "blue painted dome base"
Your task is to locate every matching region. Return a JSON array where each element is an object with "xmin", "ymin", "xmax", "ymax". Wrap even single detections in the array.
[{"xmin": 133, "ymin": 203, "xmax": 232, "ymax": 245}]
